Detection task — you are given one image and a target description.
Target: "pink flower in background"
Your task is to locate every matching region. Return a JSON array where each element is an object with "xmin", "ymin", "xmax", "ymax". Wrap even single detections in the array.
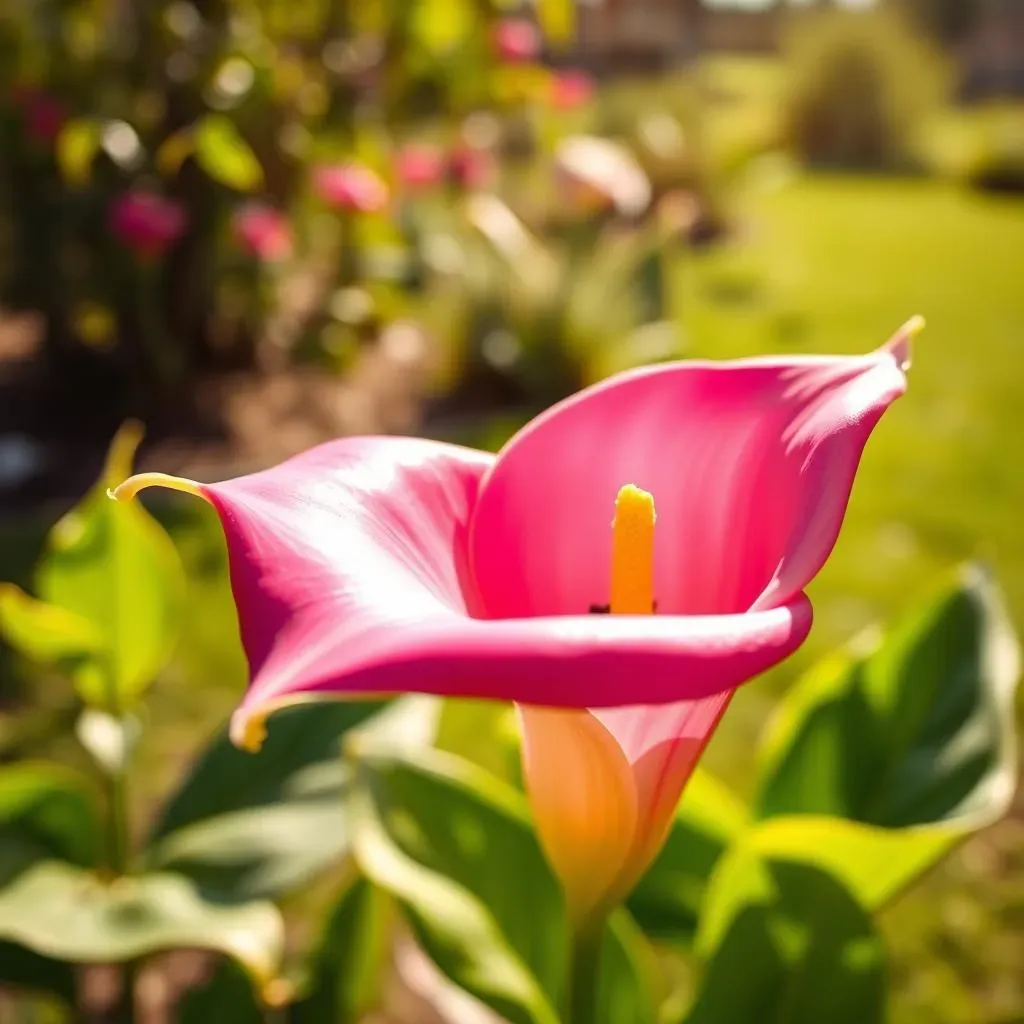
[
  {"xmin": 11, "ymin": 84, "xmax": 65, "ymax": 144},
  {"xmin": 396, "ymin": 144, "xmax": 447, "ymax": 191},
  {"xmin": 312, "ymin": 163, "xmax": 389, "ymax": 213},
  {"xmin": 233, "ymin": 202, "xmax": 293, "ymax": 262},
  {"xmin": 549, "ymin": 70, "xmax": 595, "ymax": 111},
  {"xmin": 448, "ymin": 144, "xmax": 497, "ymax": 191},
  {"xmin": 110, "ymin": 191, "xmax": 188, "ymax": 259},
  {"xmin": 115, "ymin": 320, "xmax": 919, "ymax": 917},
  {"xmin": 493, "ymin": 18, "xmax": 542, "ymax": 63}
]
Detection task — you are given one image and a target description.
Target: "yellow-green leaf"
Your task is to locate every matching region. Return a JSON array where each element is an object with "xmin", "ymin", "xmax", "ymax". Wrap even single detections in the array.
[
  {"xmin": 57, "ymin": 119, "xmax": 101, "ymax": 187},
  {"xmin": 35, "ymin": 422, "xmax": 184, "ymax": 709},
  {"xmin": 194, "ymin": 115, "xmax": 264, "ymax": 192}
]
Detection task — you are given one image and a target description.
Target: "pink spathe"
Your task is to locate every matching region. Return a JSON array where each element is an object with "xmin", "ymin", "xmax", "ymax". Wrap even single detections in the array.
[{"xmin": 114, "ymin": 323, "xmax": 916, "ymax": 916}]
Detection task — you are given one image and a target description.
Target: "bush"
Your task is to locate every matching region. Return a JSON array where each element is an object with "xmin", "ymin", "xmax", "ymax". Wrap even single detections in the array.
[{"xmin": 783, "ymin": 9, "xmax": 950, "ymax": 171}]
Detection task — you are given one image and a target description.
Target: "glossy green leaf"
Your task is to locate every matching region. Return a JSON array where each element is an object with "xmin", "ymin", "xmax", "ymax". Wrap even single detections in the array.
[
  {"xmin": 35, "ymin": 422, "xmax": 184, "ymax": 709},
  {"xmin": 194, "ymin": 115, "xmax": 264, "ymax": 192},
  {"xmin": 146, "ymin": 698, "xmax": 437, "ymax": 902},
  {"xmin": 0, "ymin": 864, "xmax": 283, "ymax": 987},
  {"xmin": 757, "ymin": 564, "xmax": 1020, "ymax": 830},
  {"xmin": 57, "ymin": 119, "xmax": 101, "ymax": 186},
  {"xmin": 687, "ymin": 849, "xmax": 885, "ymax": 1024},
  {"xmin": 0, "ymin": 763, "xmax": 102, "ymax": 876},
  {"xmin": 290, "ymin": 875, "xmax": 391, "ymax": 1023},
  {"xmin": 351, "ymin": 746, "xmax": 564, "ymax": 1024},
  {"xmin": 628, "ymin": 769, "xmax": 748, "ymax": 942},
  {"xmin": 735, "ymin": 815, "xmax": 954, "ymax": 913}
]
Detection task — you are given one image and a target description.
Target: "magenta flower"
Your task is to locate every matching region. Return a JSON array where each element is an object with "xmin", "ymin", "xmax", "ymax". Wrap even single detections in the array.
[
  {"xmin": 448, "ymin": 143, "xmax": 497, "ymax": 191},
  {"xmin": 12, "ymin": 84, "xmax": 65, "ymax": 144},
  {"xmin": 395, "ymin": 144, "xmax": 447, "ymax": 191},
  {"xmin": 549, "ymin": 70, "xmax": 595, "ymax": 111},
  {"xmin": 110, "ymin": 191, "xmax": 188, "ymax": 260},
  {"xmin": 116, "ymin": 323, "xmax": 915, "ymax": 749},
  {"xmin": 312, "ymin": 163, "xmax": 389, "ymax": 213},
  {"xmin": 493, "ymin": 18, "xmax": 542, "ymax": 64},
  {"xmin": 233, "ymin": 202, "xmax": 293, "ymax": 262}
]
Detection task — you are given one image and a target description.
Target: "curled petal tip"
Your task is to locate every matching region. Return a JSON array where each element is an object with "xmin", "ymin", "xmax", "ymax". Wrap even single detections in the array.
[
  {"xmin": 110, "ymin": 472, "xmax": 207, "ymax": 503},
  {"xmin": 885, "ymin": 315, "xmax": 925, "ymax": 372},
  {"xmin": 231, "ymin": 713, "xmax": 267, "ymax": 753}
]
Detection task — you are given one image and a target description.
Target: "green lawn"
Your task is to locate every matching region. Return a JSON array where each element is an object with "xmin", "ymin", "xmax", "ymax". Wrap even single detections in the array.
[{"xmin": 676, "ymin": 173, "xmax": 1024, "ymax": 1024}]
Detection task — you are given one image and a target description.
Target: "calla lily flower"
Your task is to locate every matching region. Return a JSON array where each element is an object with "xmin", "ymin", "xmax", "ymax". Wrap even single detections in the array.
[{"xmin": 113, "ymin": 322, "xmax": 918, "ymax": 917}]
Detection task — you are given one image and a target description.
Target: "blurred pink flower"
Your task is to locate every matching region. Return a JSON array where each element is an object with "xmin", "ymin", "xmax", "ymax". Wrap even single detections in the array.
[
  {"xmin": 395, "ymin": 144, "xmax": 446, "ymax": 191},
  {"xmin": 549, "ymin": 70, "xmax": 595, "ymax": 111},
  {"xmin": 110, "ymin": 191, "xmax": 188, "ymax": 259},
  {"xmin": 493, "ymin": 18, "xmax": 542, "ymax": 63},
  {"xmin": 448, "ymin": 144, "xmax": 497, "ymax": 191},
  {"xmin": 233, "ymin": 202, "xmax": 293, "ymax": 262},
  {"xmin": 313, "ymin": 163, "xmax": 389, "ymax": 213},
  {"xmin": 12, "ymin": 84, "xmax": 65, "ymax": 144}
]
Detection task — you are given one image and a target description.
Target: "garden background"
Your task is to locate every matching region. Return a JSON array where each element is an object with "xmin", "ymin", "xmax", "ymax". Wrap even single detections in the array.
[{"xmin": 1, "ymin": 0, "xmax": 1023, "ymax": 1021}]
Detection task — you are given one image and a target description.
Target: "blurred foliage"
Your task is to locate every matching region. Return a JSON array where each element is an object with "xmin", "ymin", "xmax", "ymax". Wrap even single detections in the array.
[
  {"xmin": 782, "ymin": 9, "xmax": 950, "ymax": 171},
  {"xmin": 0, "ymin": 412, "xmax": 1020, "ymax": 1023},
  {"xmin": 921, "ymin": 102, "xmax": 1024, "ymax": 194}
]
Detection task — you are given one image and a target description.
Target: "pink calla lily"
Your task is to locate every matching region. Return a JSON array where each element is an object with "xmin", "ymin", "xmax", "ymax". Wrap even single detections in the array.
[{"xmin": 114, "ymin": 322, "xmax": 916, "ymax": 915}]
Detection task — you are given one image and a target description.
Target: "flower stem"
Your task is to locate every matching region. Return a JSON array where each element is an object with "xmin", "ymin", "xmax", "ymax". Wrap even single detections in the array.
[{"xmin": 565, "ymin": 918, "xmax": 605, "ymax": 1024}]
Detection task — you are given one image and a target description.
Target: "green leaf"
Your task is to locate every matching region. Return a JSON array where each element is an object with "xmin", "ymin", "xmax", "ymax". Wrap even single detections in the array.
[
  {"xmin": 0, "ymin": 864, "xmax": 283, "ymax": 988},
  {"xmin": 733, "ymin": 815, "xmax": 954, "ymax": 913},
  {"xmin": 628, "ymin": 769, "xmax": 748, "ymax": 942},
  {"xmin": 35, "ymin": 422, "xmax": 185, "ymax": 709},
  {"xmin": 0, "ymin": 583, "xmax": 103, "ymax": 688},
  {"xmin": 757, "ymin": 564, "xmax": 1019, "ymax": 830},
  {"xmin": 290, "ymin": 875, "xmax": 391, "ymax": 1023},
  {"xmin": 595, "ymin": 912, "xmax": 657, "ymax": 1024},
  {"xmin": 145, "ymin": 698, "xmax": 436, "ymax": 902},
  {"xmin": 0, "ymin": 941, "xmax": 76, "ymax": 1003},
  {"xmin": 537, "ymin": 0, "xmax": 575, "ymax": 45},
  {"xmin": 179, "ymin": 958, "xmax": 265, "ymax": 1023},
  {"xmin": 0, "ymin": 763, "xmax": 102, "ymax": 876},
  {"xmin": 351, "ymin": 746, "xmax": 564, "ymax": 1024},
  {"xmin": 435, "ymin": 698, "xmax": 520, "ymax": 783},
  {"xmin": 687, "ymin": 849, "xmax": 885, "ymax": 1024},
  {"xmin": 194, "ymin": 115, "xmax": 264, "ymax": 192},
  {"xmin": 57, "ymin": 119, "xmax": 101, "ymax": 187},
  {"xmin": 411, "ymin": 0, "xmax": 474, "ymax": 54}
]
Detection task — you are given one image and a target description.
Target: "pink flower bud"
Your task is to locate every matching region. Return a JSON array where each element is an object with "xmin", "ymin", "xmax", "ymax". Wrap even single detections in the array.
[
  {"xmin": 549, "ymin": 70, "xmax": 595, "ymax": 111},
  {"xmin": 110, "ymin": 191, "xmax": 188, "ymax": 259},
  {"xmin": 395, "ymin": 144, "xmax": 446, "ymax": 191},
  {"xmin": 233, "ymin": 202, "xmax": 293, "ymax": 262},
  {"xmin": 312, "ymin": 163, "xmax": 389, "ymax": 213},
  {"xmin": 493, "ymin": 18, "xmax": 541, "ymax": 64}
]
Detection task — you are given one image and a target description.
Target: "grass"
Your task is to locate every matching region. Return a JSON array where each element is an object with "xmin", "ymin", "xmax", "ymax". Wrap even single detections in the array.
[
  {"xmin": 2, "ymin": 169, "xmax": 1023, "ymax": 1021},
  {"xmin": 676, "ymin": 172, "xmax": 1024, "ymax": 1024}
]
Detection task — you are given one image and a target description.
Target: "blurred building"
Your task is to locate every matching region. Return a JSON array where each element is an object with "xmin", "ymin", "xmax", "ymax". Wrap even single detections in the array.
[
  {"xmin": 568, "ymin": 0, "xmax": 781, "ymax": 72},
  {"xmin": 960, "ymin": 0, "xmax": 1024, "ymax": 99}
]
